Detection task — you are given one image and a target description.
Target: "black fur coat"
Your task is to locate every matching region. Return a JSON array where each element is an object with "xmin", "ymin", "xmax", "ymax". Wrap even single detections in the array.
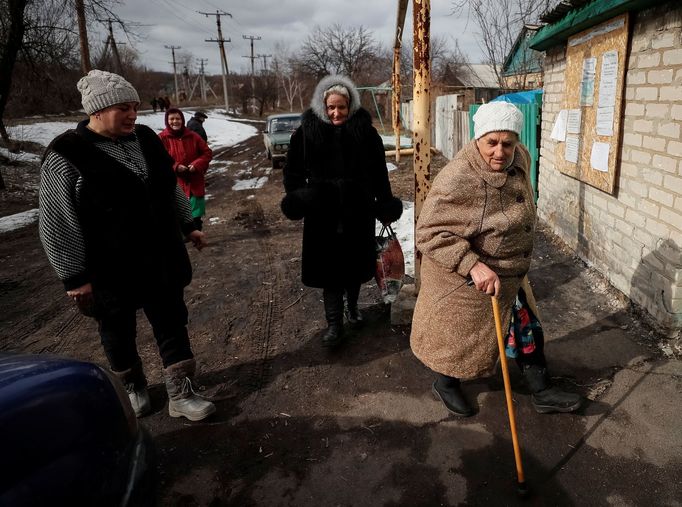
[{"xmin": 281, "ymin": 107, "xmax": 402, "ymax": 288}]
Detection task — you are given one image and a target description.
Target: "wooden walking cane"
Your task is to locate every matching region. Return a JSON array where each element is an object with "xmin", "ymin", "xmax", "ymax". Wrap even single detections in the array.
[{"xmin": 491, "ymin": 296, "xmax": 529, "ymax": 497}]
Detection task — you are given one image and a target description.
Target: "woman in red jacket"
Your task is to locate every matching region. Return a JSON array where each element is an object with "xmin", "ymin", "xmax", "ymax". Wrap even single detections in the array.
[{"xmin": 159, "ymin": 108, "xmax": 213, "ymax": 230}]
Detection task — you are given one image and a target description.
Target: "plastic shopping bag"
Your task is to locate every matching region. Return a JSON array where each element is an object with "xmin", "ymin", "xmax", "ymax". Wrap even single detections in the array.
[{"xmin": 375, "ymin": 225, "xmax": 405, "ymax": 304}]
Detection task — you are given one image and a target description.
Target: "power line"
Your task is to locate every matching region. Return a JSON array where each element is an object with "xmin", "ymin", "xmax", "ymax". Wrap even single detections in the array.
[{"xmin": 149, "ymin": 0, "xmax": 213, "ymax": 34}]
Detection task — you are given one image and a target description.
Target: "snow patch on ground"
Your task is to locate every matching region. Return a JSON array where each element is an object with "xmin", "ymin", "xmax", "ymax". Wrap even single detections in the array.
[
  {"xmin": 380, "ymin": 134, "xmax": 412, "ymax": 148},
  {"xmin": 376, "ymin": 200, "xmax": 414, "ymax": 277},
  {"xmin": 386, "ymin": 162, "xmax": 398, "ymax": 172},
  {"xmin": 0, "ymin": 208, "xmax": 39, "ymax": 234},
  {"xmin": 0, "ymin": 147, "xmax": 42, "ymax": 163},
  {"xmin": 232, "ymin": 177, "xmax": 268, "ymax": 191},
  {"xmin": 7, "ymin": 111, "xmax": 257, "ymax": 150}
]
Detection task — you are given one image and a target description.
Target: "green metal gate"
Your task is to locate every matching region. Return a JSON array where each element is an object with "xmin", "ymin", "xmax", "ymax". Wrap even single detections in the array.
[{"xmin": 469, "ymin": 101, "xmax": 542, "ymax": 203}]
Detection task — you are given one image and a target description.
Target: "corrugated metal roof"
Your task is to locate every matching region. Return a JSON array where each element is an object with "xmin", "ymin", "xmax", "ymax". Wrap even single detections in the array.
[
  {"xmin": 502, "ymin": 25, "xmax": 544, "ymax": 76},
  {"xmin": 530, "ymin": 0, "xmax": 671, "ymax": 50},
  {"xmin": 540, "ymin": 0, "xmax": 592, "ymax": 23},
  {"xmin": 458, "ymin": 64, "xmax": 500, "ymax": 88}
]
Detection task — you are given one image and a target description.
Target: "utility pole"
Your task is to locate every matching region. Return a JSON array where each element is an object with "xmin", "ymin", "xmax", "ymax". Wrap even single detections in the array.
[
  {"xmin": 197, "ymin": 58, "xmax": 208, "ymax": 102},
  {"xmin": 242, "ymin": 35, "xmax": 261, "ymax": 76},
  {"xmin": 201, "ymin": 10, "xmax": 232, "ymax": 113},
  {"xmin": 257, "ymin": 53, "xmax": 272, "ymax": 72},
  {"xmin": 242, "ymin": 35, "xmax": 261, "ymax": 112},
  {"xmin": 98, "ymin": 18, "xmax": 124, "ymax": 75},
  {"xmin": 165, "ymin": 45, "xmax": 181, "ymax": 104},
  {"xmin": 183, "ymin": 65, "xmax": 190, "ymax": 101},
  {"xmin": 74, "ymin": 0, "xmax": 91, "ymax": 74}
]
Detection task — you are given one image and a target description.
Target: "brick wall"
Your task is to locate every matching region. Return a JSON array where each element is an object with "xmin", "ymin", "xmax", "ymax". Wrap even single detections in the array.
[{"xmin": 537, "ymin": 3, "xmax": 682, "ymax": 332}]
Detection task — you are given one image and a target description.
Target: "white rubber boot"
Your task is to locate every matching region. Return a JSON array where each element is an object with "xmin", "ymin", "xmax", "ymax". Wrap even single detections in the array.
[
  {"xmin": 113, "ymin": 364, "xmax": 151, "ymax": 418},
  {"xmin": 164, "ymin": 359, "xmax": 216, "ymax": 421}
]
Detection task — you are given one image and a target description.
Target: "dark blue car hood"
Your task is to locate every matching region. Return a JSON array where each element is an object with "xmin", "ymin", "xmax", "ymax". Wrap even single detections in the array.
[{"xmin": 0, "ymin": 353, "xmax": 136, "ymax": 506}]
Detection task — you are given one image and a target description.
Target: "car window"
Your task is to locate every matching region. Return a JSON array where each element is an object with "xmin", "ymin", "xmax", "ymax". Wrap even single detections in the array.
[{"xmin": 271, "ymin": 117, "xmax": 301, "ymax": 133}]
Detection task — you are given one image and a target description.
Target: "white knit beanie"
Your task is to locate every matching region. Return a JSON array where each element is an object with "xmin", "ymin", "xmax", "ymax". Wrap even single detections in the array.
[
  {"xmin": 76, "ymin": 70, "xmax": 140, "ymax": 115},
  {"xmin": 473, "ymin": 101, "xmax": 524, "ymax": 139}
]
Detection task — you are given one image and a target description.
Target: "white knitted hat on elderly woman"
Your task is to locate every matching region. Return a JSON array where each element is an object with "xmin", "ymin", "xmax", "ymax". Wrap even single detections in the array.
[
  {"xmin": 472, "ymin": 101, "xmax": 524, "ymax": 139},
  {"xmin": 76, "ymin": 69, "xmax": 140, "ymax": 115}
]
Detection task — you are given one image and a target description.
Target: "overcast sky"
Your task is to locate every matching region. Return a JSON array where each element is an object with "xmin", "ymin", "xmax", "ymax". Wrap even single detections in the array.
[{"xmin": 92, "ymin": 0, "xmax": 485, "ymax": 77}]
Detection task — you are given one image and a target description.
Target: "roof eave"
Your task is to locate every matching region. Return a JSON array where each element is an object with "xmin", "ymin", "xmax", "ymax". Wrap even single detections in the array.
[{"xmin": 529, "ymin": 0, "xmax": 670, "ymax": 51}]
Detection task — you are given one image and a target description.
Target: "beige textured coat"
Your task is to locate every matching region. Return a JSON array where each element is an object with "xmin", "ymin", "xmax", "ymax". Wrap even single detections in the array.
[{"xmin": 410, "ymin": 140, "xmax": 539, "ymax": 379}]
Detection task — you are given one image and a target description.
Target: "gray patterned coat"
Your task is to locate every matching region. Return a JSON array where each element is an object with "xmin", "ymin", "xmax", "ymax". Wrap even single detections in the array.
[{"xmin": 410, "ymin": 140, "xmax": 538, "ymax": 379}]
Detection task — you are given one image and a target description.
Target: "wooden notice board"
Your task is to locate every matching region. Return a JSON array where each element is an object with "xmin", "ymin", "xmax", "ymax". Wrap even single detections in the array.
[{"xmin": 555, "ymin": 13, "xmax": 629, "ymax": 194}]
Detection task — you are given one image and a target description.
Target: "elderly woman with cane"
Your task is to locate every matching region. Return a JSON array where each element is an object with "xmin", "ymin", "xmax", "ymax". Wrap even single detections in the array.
[
  {"xmin": 280, "ymin": 75, "xmax": 402, "ymax": 348},
  {"xmin": 410, "ymin": 101, "xmax": 582, "ymax": 417}
]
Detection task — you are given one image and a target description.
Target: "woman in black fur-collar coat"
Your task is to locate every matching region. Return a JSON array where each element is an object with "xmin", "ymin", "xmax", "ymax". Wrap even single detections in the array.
[{"xmin": 281, "ymin": 74, "xmax": 403, "ymax": 347}]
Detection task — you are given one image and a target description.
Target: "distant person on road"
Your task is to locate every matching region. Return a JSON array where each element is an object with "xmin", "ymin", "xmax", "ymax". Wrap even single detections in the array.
[
  {"xmin": 151, "ymin": 97, "xmax": 159, "ymax": 112},
  {"xmin": 158, "ymin": 96, "xmax": 167, "ymax": 112},
  {"xmin": 280, "ymin": 74, "xmax": 403, "ymax": 348},
  {"xmin": 187, "ymin": 110, "xmax": 209, "ymax": 142},
  {"xmin": 159, "ymin": 108, "xmax": 213, "ymax": 231},
  {"xmin": 38, "ymin": 70, "xmax": 216, "ymax": 422},
  {"xmin": 410, "ymin": 101, "xmax": 582, "ymax": 417}
]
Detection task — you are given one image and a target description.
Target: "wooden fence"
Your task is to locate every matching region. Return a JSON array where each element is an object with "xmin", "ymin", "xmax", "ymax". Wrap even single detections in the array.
[{"xmin": 401, "ymin": 94, "xmax": 471, "ymax": 160}]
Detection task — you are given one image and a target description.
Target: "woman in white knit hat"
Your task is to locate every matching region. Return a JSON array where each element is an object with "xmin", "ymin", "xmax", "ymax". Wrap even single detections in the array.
[
  {"xmin": 38, "ymin": 70, "xmax": 215, "ymax": 422},
  {"xmin": 410, "ymin": 101, "xmax": 582, "ymax": 417}
]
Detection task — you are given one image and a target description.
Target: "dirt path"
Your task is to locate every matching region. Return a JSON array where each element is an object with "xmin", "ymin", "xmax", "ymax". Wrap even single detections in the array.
[{"xmin": 1, "ymin": 131, "xmax": 680, "ymax": 506}]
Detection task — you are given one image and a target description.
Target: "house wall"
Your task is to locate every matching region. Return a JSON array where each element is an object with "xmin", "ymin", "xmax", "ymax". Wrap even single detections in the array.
[
  {"xmin": 502, "ymin": 71, "xmax": 544, "ymax": 90},
  {"xmin": 537, "ymin": 2, "xmax": 682, "ymax": 332}
]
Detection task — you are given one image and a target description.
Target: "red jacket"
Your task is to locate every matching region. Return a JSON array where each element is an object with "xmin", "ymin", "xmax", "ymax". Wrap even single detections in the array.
[{"xmin": 159, "ymin": 127, "xmax": 213, "ymax": 197}]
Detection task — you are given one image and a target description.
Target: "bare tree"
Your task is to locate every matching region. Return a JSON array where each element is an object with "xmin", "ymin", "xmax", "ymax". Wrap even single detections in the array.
[
  {"xmin": 297, "ymin": 24, "xmax": 380, "ymax": 80},
  {"xmin": 272, "ymin": 42, "xmax": 303, "ymax": 112},
  {"xmin": 254, "ymin": 71, "xmax": 278, "ymax": 117},
  {"xmin": 451, "ymin": 0, "xmax": 551, "ymax": 87},
  {"xmin": 0, "ymin": 0, "xmax": 134, "ymax": 146},
  {"xmin": 0, "ymin": 0, "xmax": 30, "ymax": 150}
]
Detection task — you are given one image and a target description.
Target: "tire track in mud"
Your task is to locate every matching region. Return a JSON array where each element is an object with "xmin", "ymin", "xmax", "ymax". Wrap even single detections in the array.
[
  {"xmin": 221, "ymin": 133, "xmax": 286, "ymax": 400},
  {"xmin": 0, "ymin": 279, "xmax": 79, "ymax": 354},
  {"xmin": 236, "ymin": 193, "xmax": 283, "ymax": 397}
]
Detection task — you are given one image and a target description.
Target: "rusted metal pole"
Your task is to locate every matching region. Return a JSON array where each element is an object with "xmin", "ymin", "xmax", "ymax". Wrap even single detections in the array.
[
  {"xmin": 413, "ymin": 0, "xmax": 431, "ymax": 290},
  {"xmin": 393, "ymin": 0, "xmax": 408, "ymax": 164},
  {"xmin": 392, "ymin": 46, "xmax": 402, "ymax": 163}
]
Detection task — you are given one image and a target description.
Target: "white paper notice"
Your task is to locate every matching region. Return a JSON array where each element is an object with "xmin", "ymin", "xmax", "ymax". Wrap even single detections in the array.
[
  {"xmin": 598, "ymin": 50, "xmax": 619, "ymax": 108},
  {"xmin": 596, "ymin": 107, "xmax": 614, "ymax": 136},
  {"xmin": 580, "ymin": 57, "xmax": 597, "ymax": 106},
  {"xmin": 565, "ymin": 135, "xmax": 580, "ymax": 163},
  {"xmin": 591, "ymin": 142, "xmax": 610, "ymax": 172},
  {"xmin": 551, "ymin": 110, "xmax": 568, "ymax": 141},
  {"xmin": 567, "ymin": 109, "xmax": 582, "ymax": 134}
]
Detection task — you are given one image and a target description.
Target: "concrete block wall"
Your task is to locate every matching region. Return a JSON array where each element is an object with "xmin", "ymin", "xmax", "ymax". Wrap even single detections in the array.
[{"xmin": 537, "ymin": 3, "xmax": 682, "ymax": 332}]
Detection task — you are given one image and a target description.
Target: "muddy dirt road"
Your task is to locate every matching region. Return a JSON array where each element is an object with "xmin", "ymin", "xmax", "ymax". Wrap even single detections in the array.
[{"xmin": 1, "ymin": 127, "xmax": 680, "ymax": 506}]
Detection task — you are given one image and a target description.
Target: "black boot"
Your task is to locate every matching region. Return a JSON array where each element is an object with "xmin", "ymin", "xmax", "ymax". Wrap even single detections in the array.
[
  {"xmin": 344, "ymin": 285, "xmax": 364, "ymax": 327},
  {"xmin": 523, "ymin": 365, "xmax": 582, "ymax": 414},
  {"xmin": 432, "ymin": 373, "xmax": 474, "ymax": 417},
  {"xmin": 322, "ymin": 288, "xmax": 344, "ymax": 348}
]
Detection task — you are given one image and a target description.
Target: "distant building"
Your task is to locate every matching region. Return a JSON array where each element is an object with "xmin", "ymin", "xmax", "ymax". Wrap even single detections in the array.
[
  {"xmin": 434, "ymin": 63, "xmax": 502, "ymax": 109},
  {"xmin": 501, "ymin": 24, "xmax": 545, "ymax": 90}
]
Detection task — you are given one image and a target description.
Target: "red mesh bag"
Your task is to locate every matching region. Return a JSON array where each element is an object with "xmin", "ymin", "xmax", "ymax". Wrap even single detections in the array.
[{"xmin": 375, "ymin": 225, "xmax": 405, "ymax": 303}]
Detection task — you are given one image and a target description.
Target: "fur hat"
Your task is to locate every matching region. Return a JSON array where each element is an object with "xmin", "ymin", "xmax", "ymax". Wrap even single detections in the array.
[
  {"xmin": 310, "ymin": 75, "xmax": 361, "ymax": 124},
  {"xmin": 472, "ymin": 101, "xmax": 523, "ymax": 139},
  {"xmin": 76, "ymin": 70, "xmax": 140, "ymax": 115},
  {"xmin": 194, "ymin": 111, "xmax": 208, "ymax": 120}
]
